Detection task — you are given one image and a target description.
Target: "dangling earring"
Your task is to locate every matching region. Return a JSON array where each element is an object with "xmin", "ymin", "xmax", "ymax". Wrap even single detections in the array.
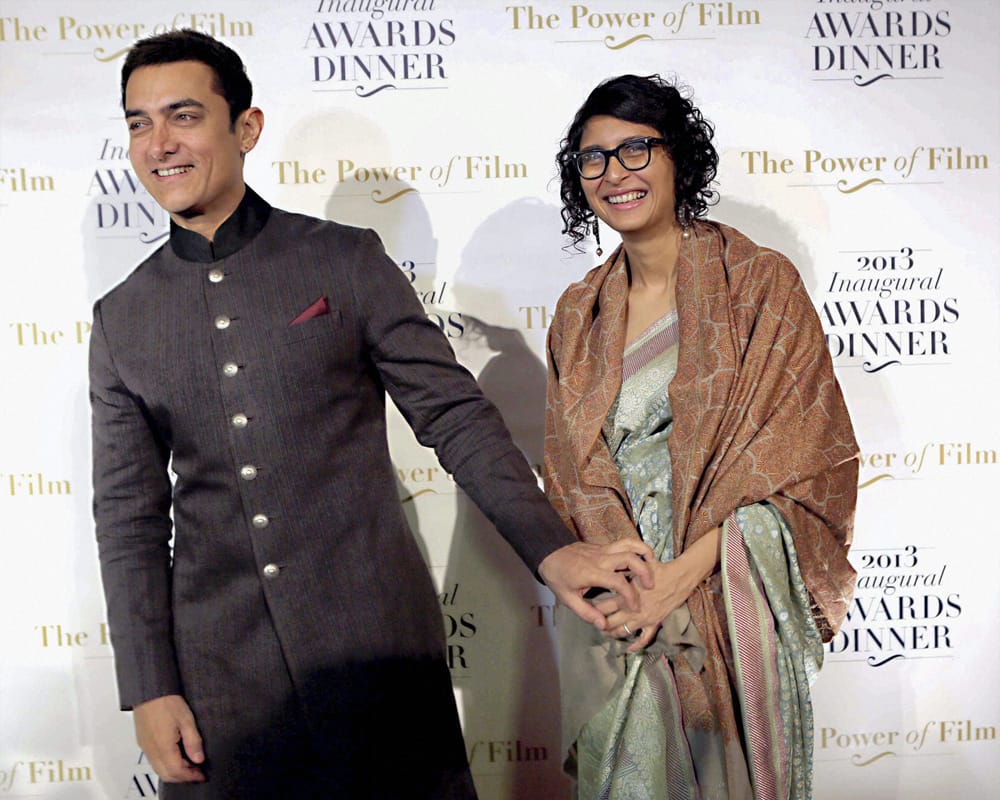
[
  {"xmin": 679, "ymin": 206, "xmax": 692, "ymax": 239},
  {"xmin": 593, "ymin": 218, "xmax": 603, "ymax": 257}
]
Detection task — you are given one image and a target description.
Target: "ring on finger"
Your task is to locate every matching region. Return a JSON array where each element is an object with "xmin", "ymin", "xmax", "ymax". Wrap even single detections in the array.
[{"xmin": 622, "ymin": 622, "xmax": 633, "ymax": 636}]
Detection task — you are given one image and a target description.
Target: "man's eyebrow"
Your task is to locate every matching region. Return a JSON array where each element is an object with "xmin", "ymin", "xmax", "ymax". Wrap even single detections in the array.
[
  {"xmin": 166, "ymin": 98, "xmax": 206, "ymax": 112},
  {"xmin": 124, "ymin": 98, "xmax": 206, "ymax": 118}
]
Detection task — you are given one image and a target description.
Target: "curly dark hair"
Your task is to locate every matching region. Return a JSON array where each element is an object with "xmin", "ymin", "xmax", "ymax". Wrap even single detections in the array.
[
  {"xmin": 557, "ymin": 74, "xmax": 719, "ymax": 249},
  {"xmin": 121, "ymin": 29, "xmax": 252, "ymax": 128}
]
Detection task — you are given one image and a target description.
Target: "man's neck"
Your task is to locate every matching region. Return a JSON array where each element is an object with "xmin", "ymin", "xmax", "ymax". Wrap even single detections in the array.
[
  {"xmin": 170, "ymin": 186, "xmax": 247, "ymax": 243},
  {"xmin": 167, "ymin": 185, "xmax": 271, "ymax": 263}
]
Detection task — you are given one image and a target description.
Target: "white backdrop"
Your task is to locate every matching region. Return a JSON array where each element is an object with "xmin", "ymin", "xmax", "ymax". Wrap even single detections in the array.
[{"xmin": 1, "ymin": 1, "xmax": 997, "ymax": 797}]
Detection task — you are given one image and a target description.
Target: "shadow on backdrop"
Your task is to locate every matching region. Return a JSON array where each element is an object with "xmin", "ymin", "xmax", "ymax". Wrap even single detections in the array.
[{"xmin": 443, "ymin": 197, "xmax": 589, "ymax": 800}]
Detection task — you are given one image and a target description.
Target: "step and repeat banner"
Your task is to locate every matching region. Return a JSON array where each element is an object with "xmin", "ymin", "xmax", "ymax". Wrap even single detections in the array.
[{"xmin": 1, "ymin": 1, "xmax": 997, "ymax": 798}]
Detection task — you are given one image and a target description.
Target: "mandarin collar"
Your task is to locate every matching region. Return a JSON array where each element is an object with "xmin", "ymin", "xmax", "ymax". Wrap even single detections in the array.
[{"xmin": 168, "ymin": 186, "xmax": 272, "ymax": 263}]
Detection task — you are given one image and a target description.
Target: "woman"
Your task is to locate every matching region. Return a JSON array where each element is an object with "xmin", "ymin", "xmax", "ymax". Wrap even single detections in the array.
[{"xmin": 544, "ymin": 74, "xmax": 859, "ymax": 799}]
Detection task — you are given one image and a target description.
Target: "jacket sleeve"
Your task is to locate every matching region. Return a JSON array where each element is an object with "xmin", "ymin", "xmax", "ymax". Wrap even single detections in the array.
[
  {"xmin": 90, "ymin": 300, "xmax": 182, "ymax": 709},
  {"xmin": 343, "ymin": 229, "xmax": 575, "ymax": 575}
]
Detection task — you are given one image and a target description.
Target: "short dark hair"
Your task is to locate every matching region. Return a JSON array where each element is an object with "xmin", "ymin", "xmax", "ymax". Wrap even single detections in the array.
[
  {"xmin": 121, "ymin": 29, "xmax": 252, "ymax": 127},
  {"xmin": 557, "ymin": 74, "xmax": 719, "ymax": 249}
]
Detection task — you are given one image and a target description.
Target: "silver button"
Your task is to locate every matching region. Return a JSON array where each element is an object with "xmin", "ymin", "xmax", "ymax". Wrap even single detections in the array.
[
  {"xmin": 240, "ymin": 464, "xmax": 258, "ymax": 481},
  {"xmin": 252, "ymin": 514, "xmax": 269, "ymax": 528},
  {"xmin": 263, "ymin": 563, "xmax": 279, "ymax": 578},
  {"xmin": 208, "ymin": 268, "xmax": 225, "ymax": 283},
  {"xmin": 214, "ymin": 315, "xmax": 231, "ymax": 330},
  {"xmin": 222, "ymin": 362, "xmax": 239, "ymax": 377},
  {"xmin": 232, "ymin": 413, "xmax": 249, "ymax": 428}
]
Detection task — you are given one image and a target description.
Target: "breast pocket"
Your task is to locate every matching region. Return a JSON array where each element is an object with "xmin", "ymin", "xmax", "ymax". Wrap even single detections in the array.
[
  {"xmin": 269, "ymin": 310, "xmax": 360, "ymax": 406},
  {"xmin": 277, "ymin": 310, "xmax": 343, "ymax": 344}
]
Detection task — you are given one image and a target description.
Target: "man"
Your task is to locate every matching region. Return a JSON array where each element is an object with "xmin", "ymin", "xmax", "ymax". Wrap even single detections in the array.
[{"xmin": 90, "ymin": 29, "xmax": 652, "ymax": 799}]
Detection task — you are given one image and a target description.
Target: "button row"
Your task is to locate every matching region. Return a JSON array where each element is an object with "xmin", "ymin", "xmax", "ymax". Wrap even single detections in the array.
[{"xmin": 209, "ymin": 288, "xmax": 276, "ymax": 577}]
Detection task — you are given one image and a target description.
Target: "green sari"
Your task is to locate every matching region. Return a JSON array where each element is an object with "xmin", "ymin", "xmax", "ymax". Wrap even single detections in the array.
[{"xmin": 559, "ymin": 311, "xmax": 824, "ymax": 800}]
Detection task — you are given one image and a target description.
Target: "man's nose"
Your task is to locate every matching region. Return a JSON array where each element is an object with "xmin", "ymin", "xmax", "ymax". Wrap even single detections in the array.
[{"xmin": 148, "ymin": 124, "xmax": 177, "ymax": 160}]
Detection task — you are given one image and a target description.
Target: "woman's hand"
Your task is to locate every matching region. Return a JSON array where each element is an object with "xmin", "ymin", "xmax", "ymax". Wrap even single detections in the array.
[{"xmin": 595, "ymin": 526, "xmax": 721, "ymax": 652}]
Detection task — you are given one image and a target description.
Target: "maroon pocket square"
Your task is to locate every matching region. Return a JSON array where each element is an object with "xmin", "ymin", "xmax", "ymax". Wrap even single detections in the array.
[{"xmin": 290, "ymin": 296, "xmax": 331, "ymax": 325}]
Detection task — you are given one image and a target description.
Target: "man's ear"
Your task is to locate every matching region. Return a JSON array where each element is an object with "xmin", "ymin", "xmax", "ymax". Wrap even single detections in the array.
[{"xmin": 237, "ymin": 107, "xmax": 264, "ymax": 155}]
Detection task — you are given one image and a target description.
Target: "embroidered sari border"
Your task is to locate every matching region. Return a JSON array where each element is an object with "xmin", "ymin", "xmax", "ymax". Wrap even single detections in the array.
[
  {"xmin": 622, "ymin": 313, "xmax": 679, "ymax": 383},
  {"xmin": 723, "ymin": 513, "xmax": 787, "ymax": 800}
]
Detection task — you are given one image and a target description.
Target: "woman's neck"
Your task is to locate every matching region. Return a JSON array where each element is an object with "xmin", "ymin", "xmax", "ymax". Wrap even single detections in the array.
[{"xmin": 623, "ymin": 223, "xmax": 684, "ymax": 290}]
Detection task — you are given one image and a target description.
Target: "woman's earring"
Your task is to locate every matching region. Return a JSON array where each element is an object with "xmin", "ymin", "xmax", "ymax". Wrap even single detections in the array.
[
  {"xmin": 593, "ymin": 218, "xmax": 603, "ymax": 257},
  {"xmin": 679, "ymin": 206, "xmax": 692, "ymax": 239}
]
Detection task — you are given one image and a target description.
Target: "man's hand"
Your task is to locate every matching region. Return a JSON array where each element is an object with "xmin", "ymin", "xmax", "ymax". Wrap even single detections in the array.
[
  {"xmin": 538, "ymin": 538, "xmax": 655, "ymax": 630},
  {"xmin": 133, "ymin": 694, "xmax": 206, "ymax": 783},
  {"xmin": 598, "ymin": 525, "xmax": 722, "ymax": 652}
]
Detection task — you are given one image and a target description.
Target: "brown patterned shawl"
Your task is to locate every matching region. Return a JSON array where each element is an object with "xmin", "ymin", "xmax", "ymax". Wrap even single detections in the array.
[{"xmin": 544, "ymin": 221, "xmax": 859, "ymax": 644}]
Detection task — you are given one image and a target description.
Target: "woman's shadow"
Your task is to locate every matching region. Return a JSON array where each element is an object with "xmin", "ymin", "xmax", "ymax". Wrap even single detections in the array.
[{"xmin": 442, "ymin": 198, "xmax": 591, "ymax": 800}]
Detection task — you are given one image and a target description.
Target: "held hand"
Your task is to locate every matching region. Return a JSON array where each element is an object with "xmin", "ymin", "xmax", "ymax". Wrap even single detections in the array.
[
  {"xmin": 600, "ymin": 526, "xmax": 722, "ymax": 652},
  {"xmin": 133, "ymin": 694, "xmax": 206, "ymax": 784},
  {"xmin": 538, "ymin": 538, "xmax": 655, "ymax": 631}
]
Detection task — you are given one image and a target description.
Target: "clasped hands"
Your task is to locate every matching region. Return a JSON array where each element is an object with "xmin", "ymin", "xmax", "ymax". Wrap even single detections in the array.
[{"xmin": 540, "ymin": 527, "xmax": 722, "ymax": 654}]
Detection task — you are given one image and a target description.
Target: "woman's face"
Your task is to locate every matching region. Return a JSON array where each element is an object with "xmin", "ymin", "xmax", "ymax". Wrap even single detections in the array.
[{"xmin": 577, "ymin": 115, "xmax": 677, "ymax": 240}]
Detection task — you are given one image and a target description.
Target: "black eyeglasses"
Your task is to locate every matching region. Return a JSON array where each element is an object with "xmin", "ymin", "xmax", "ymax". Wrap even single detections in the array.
[{"xmin": 567, "ymin": 137, "xmax": 666, "ymax": 180}]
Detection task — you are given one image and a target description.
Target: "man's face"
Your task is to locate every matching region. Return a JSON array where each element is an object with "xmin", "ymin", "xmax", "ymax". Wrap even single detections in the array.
[{"xmin": 124, "ymin": 60, "xmax": 259, "ymax": 238}]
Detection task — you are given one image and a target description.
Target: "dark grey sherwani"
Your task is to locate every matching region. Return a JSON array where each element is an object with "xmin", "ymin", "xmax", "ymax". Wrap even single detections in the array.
[{"xmin": 90, "ymin": 188, "xmax": 573, "ymax": 799}]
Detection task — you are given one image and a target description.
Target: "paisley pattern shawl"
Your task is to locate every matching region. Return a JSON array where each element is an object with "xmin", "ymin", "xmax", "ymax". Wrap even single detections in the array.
[{"xmin": 544, "ymin": 221, "xmax": 860, "ymax": 642}]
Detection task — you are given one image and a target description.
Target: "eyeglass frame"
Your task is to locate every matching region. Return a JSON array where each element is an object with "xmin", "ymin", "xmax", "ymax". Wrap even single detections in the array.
[{"xmin": 566, "ymin": 136, "xmax": 667, "ymax": 180}]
